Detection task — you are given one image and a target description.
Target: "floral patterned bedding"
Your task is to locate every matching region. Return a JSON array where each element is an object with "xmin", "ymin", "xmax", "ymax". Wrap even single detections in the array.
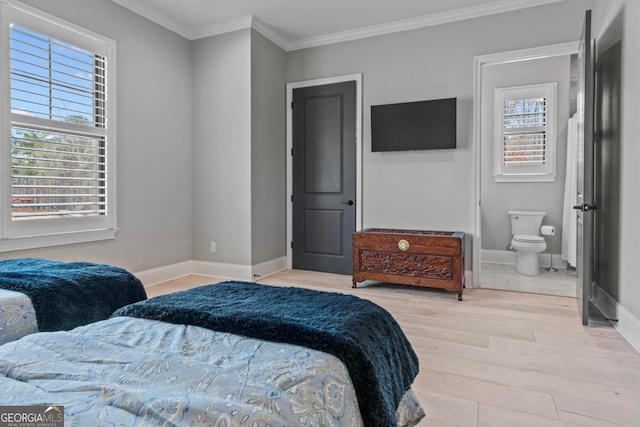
[
  {"xmin": 0, "ymin": 316, "xmax": 425, "ymax": 426},
  {"xmin": 0, "ymin": 289, "xmax": 38, "ymax": 345}
]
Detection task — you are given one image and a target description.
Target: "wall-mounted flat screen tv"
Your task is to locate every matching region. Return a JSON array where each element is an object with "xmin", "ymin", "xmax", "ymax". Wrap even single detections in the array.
[{"xmin": 371, "ymin": 97, "xmax": 456, "ymax": 152}]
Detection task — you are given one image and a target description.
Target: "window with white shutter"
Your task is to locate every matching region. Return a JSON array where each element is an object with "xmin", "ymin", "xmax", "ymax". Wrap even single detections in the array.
[
  {"xmin": 494, "ymin": 83, "xmax": 557, "ymax": 182},
  {"xmin": 0, "ymin": 1, "xmax": 117, "ymax": 251}
]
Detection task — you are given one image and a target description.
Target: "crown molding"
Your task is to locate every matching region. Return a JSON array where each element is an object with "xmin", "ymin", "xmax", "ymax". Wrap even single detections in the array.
[
  {"xmin": 284, "ymin": 0, "xmax": 564, "ymax": 51},
  {"xmin": 112, "ymin": 0, "xmax": 284, "ymax": 47},
  {"xmin": 249, "ymin": 16, "xmax": 288, "ymax": 50},
  {"xmin": 113, "ymin": 0, "xmax": 564, "ymax": 50},
  {"xmin": 111, "ymin": 0, "xmax": 196, "ymax": 39},
  {"xmin": 191, "ymin": 15, "xmax": 253, "ymax": 40},
  {"xmin": 191, "ymin": 15, "xmax": 288, "ymax": 49}
]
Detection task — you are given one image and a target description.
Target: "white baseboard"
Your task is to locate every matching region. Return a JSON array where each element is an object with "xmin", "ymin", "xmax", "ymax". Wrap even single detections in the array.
[
  {"xmin": 465, "ymin": 270, "xmax": 473, "ymax": 288},
  {"xmin": 134, "ymin": 261, "xmax": 193, "ymax": 287},
  {"xmin": 136, "ymin": 257, "xmax": 287, "ymax": 288},
  {"xmin": 482, "ymin": 249, "xmax": 516, "ymax": 264},
  {"xmin": 252, "ymin": 256, "xmax": 287, "ymax": 280},
  {"xmin": 617, "ymin": 304, "xmax": 640, "ymax": 354},
  {"xmin": 592, "ymin": 282, "xmax": 640, "ymax": 354},
  {"xmin": 192, "ymin": 260, "xmax": 253, "ymax": 282},
  {"xmin": 481, "ymin": 249, "xmax": 566, "ymax": 269}
]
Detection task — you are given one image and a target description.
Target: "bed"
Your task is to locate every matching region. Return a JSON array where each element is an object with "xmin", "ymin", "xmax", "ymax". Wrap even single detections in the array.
[
  {"xmin": 0, "ymin": 281, "xmax": 426, "ymax": 426},
  {"xmin": 0, "ymin": 288, "xmax": 38, "ymax": 344},
  {"xmin": 0, "ymin": 258, "xmax": 147, "ymax": 345}
]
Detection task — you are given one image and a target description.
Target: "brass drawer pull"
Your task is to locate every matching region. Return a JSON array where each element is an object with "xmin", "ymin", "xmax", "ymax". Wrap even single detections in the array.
[{"xmin": 398, "ymin": 239, "xmax": 409, "ymax": 251}]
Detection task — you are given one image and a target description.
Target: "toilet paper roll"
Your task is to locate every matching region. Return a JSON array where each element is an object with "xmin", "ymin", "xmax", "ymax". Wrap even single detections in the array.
[{"xmin": 541, "ymin": 225, "xmax": 556, "ymax": 236}]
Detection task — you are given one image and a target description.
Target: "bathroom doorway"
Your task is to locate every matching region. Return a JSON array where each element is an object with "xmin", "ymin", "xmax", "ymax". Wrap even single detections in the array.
[{"xmin": 473, "ymin": 43, "xmax": 579, "ymax": 297}]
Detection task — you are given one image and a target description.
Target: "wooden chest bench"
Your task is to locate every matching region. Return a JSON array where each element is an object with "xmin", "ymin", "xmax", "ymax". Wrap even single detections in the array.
[{"xmin": 352, "ymin": 228, "xmax": 465, "ymax": 300}]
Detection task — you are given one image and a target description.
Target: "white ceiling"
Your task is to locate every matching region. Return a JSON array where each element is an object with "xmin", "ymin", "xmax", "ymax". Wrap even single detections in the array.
[{"xmin": 111, "ymin": 0, "xmax": 563, "ymax": 50}]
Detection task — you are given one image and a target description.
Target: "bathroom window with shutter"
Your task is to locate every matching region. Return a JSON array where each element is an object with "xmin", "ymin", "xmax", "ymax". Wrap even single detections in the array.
[
  {"xmin": 0, "ymin": 2, "xmax": 117, "ymax": 251},
  {"xmin": 494, "ymin": 83, "xmax": 557, "ymax": 182}
]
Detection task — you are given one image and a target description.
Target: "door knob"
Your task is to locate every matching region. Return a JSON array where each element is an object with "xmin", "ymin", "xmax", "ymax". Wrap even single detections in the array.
[
  {"xmin": 342, "ymin": 200, "xmax": 355, "ymax": 206},
  {"xmin": 573, "ymin": 203, "xmax": 597, "ymax": 212}
]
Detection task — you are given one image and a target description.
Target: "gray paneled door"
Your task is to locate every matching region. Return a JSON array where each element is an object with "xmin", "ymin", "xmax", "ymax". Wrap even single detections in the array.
[
  {"xmin": 575, "ymin": 10, "xmax": 596, "ymax": 325},
  {"xmin": 292, "ymin": 81, "xmax": 356, "ymax": 275}
]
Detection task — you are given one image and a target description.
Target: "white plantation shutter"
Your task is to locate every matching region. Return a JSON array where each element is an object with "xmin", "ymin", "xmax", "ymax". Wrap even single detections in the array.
[
  {"xmin": 10, "ymin": 24, "xmax": 106, "ymax": 125},
  {"xmin": 10, "ymin": 24, "xmax": 107, "ymax": 220},
  {"xmin": 494, "ymin": 83, "xmax": 557, "ymax": 182},
  {"xmin": 11, "ymin": 127, "xmax": 107, "ymax": 218},
  {"xmin": 503, "ymin": 97, "xmax": 546, "ymax": 165},
  {"xmin": 1, "ymin": 2, "xmax": 116, "ymax": 249}
]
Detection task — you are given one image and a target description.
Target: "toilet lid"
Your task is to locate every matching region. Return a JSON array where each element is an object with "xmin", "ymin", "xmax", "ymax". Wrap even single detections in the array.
[{"xmin": 513, "ymin": 235, "xmax": 545, "ymax": 243}]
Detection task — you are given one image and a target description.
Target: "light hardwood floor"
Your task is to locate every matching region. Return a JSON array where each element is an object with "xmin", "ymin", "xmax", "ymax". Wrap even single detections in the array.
[{"xmin": 146, "ymin": 270, "xmax": 640, "ymax": 427}]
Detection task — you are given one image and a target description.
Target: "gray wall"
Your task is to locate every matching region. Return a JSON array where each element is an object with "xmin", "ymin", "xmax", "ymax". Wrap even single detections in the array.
[
  {"xmin": 8, "ymin": 0, "xmax": 613, "ymax": 293},
  {"xmin": 191, "ymin": 30, "xmax": 252, "ymax": 265},
  {"xmin": 286, "ymin": 0, "xmax": 592, "ymax": 268},
  {"xmin": 12, "ymin": 0, "xmax": 193, "ymax": 272},
  {"xmin": 250, "ymin": 31, "xmax": 287, "ymax": 265},
  {"xmin": 191, "ymin": 29, "xmax": 287, "ymax": 267},
  {"xmin": 593, "ymin": 0, "xmax": 640, "ymax": 321},
  {"xmin": 288, "ymin": 24, "xmax": 474, "ymax": 234},
  {"xmin": 481, "ymin": 56, "xmax": 571, "ymax": 250}
]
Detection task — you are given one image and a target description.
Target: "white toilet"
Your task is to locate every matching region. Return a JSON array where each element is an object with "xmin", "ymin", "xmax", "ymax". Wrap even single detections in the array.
[{"xmin": 508, "ymin": 210, "xmax": 547, "ymax": 276}]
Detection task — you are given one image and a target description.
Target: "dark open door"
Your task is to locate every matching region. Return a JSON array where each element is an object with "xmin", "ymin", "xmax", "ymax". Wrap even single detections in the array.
[
  {"xmin": 292, "ymin": 81, "xmax": 356, "ymax": 275},
  {"xmin": 575, "ymin": 10, "xmax": 596, "ymax": 325}
]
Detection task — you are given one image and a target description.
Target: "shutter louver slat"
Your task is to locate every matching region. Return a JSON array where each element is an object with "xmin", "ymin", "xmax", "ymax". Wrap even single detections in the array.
[
  {"xmin": 12, "ymin": 174, "xmax": 106, "ymax": 182},
  {"xmin": 12, "ymin": 209, "xmax": 107, "ymax": 218}
]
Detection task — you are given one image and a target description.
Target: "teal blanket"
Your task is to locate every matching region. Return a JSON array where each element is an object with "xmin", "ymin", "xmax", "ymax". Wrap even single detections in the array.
[
  {"xmin": 0, "ymin": 258, "xmax": 146, "ymax": 331},
  {"xmin": 114, "ymin": 281, "xmax": 419, "ymax": 427}
]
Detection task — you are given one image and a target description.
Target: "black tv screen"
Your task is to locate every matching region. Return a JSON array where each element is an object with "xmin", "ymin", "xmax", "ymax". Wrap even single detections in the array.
[{"xmin": 371, "ymin": 97, "xmax": 456, "ymax": 152}]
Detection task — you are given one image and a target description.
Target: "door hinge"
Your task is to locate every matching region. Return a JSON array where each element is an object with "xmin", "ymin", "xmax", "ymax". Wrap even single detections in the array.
[
  {"xmin": 290, "ymin": 148, "xmax": 293, "ymax": 156},
  {"xmin": 290, "ymin": 195, "xmax": 293, "ymax": 203},
  {"xmin": 290, "ymin": 241, "xmax": 293, "ymax": 249},
  {"xmin": 291, "ymin": 101, "xmax": 294, "ymax": 109}
]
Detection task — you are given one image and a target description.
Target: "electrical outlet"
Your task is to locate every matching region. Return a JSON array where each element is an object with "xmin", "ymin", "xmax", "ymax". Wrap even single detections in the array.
[{"xmin": 210, "ymin": 242, "xmax": 216, "ymax": 253}]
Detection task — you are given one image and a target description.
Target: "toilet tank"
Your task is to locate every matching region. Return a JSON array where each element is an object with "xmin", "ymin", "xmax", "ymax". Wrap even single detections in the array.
[{"xmin": 508, "ymin": 210, "xmax": 546, "ymax": 236}]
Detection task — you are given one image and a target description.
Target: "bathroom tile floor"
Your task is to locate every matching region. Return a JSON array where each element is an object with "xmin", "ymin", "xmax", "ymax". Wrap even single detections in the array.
[{"xmin": 480, "ymin": 262, "xmax": 577, "ymax": 297}]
